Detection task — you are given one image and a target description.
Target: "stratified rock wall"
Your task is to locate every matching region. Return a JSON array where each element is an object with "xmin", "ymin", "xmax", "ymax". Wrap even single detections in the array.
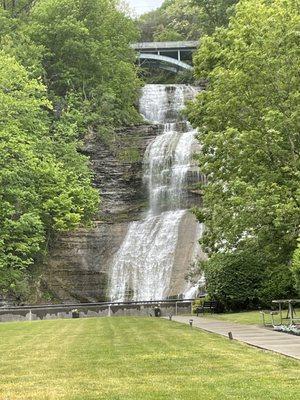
[
  {"xmin": 45, "ymin": 223, "xmax": 129, "ymax": 303},
  {"xmin": 43, "ymin": 124, "xmax": 163, "ymax": 303},
  {"xmin": 85, "ymin": 124, "xmax": 163, "ymax": 222}
]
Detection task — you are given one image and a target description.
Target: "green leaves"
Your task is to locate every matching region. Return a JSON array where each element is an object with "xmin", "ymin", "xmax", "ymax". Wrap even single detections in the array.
[
  {"xmin": 201, "ymin": 248, "xmax": 265, "ymax": 310},
  {"xmin": 0, "ymin": 51, "xmax": 98, "ymax": 299},
  {"xmin": 0, "ymin": 0, "xmax": 143, "ymax": 300},
  {"xmin": 188, "ymin": 0, "xmax": 300, "ymax": 303},
  {"xmin": 138, "ymin": 0, "xmax": 238, "ymax": 42},
  {"xmin": 291, "ymin": 240, "xmax": 300, "ymax": 296},
  {"xmin": 27, "ymin": 0, "xmax": 142, "ymax": 134}
]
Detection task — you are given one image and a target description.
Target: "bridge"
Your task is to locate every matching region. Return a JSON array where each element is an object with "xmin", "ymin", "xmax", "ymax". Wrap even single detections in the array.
[{"xmin": 131, "ymin": 41, "xmax": 199, "ymax": 72}]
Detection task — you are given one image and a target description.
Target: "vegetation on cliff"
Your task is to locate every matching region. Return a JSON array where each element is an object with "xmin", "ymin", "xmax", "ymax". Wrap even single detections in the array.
[
  {"xmin": 0, "ymin": 52, "xmax": 99, "ymax": 298},
  {"xmin": 27, "ymin": 0, "xmax": 142, "ymax": 137},
  {"xmin": 0, "ymin": 0, "xmax": 141, "ymax": 301},
  {"xmin": 187, "ymin": 0, "xmax": 300, "ymax": 309}
]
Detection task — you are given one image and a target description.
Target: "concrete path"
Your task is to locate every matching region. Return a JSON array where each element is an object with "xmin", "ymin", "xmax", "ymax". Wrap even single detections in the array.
[{"xmin": 171, "ymin": 316, "xmax": 300, "ymax": 360}]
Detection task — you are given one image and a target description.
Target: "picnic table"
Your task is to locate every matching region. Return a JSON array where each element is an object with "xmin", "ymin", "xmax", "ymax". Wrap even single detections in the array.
[{"xmin": 272, "ymin": 299, "xmax": 300, "ymax": 325}]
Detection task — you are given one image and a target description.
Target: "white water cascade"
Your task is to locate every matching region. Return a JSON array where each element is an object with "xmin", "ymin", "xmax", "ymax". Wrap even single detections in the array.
[{"xmin": 109, "ymin": 84, "xmax": 204, "ymax": 302}]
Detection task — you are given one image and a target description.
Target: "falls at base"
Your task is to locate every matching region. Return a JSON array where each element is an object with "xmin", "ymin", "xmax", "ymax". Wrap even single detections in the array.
[{"xmin": 110, "ymin": 210, "xmax": 184, "ymax": 301}]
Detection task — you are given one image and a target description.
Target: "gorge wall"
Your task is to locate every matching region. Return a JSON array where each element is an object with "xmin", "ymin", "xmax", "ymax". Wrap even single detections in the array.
[
  {"xmin": 42, "ymin": 124, "xmax": 163, "ymax": 303},
  {"xmin": 42, "ymin": 85, "xmax": 204, "ymax": 303}
]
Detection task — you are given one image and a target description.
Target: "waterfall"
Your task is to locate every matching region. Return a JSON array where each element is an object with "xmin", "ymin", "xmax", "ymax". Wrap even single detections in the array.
[
  {"xmin": 144, "ymin": 123, "xmax": 198, "ymax": 215},
  {"xmin": 109, "ymin": 84, "xmax": 203, "ymax": 302}
]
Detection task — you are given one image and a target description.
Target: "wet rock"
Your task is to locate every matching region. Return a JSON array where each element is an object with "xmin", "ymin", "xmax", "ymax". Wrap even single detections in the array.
[{"xmin": 42, "ymin": 124, "xmax": 163, "ymax": 303}]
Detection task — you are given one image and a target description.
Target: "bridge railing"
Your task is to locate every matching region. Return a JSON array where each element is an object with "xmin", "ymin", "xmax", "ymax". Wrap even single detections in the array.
[{"xmin": 131, "ymin": 41, "xmax": 199, "ymax": 50}]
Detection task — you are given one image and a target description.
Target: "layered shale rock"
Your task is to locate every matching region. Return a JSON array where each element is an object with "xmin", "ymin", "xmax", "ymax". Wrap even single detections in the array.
[
  {"xmin": 42, "ymin": 124, "xmax": 163, "ymax": 303},
  {"xmin": 42, "ymin": 85, "xmax": 205, "ymax": 304}
]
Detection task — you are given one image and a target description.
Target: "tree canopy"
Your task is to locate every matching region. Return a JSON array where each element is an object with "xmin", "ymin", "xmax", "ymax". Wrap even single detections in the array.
[
  {"xmin": 0, "ymin": 51, "xmax": 99, "ymax": 298},
  {"xmin": 27, "ymin": 0, "xmax": 142, "ymax": 135},
  {"xmin": 138, "ymin": 0, "xmax": 238, "ymax": 41},
  {"xmin": 187, "ymin": 0, "xmax": 300, "ymax": 306},
  {"xmin": 0, "ymin": 0, "xmax": 141, "ymax": 300}
]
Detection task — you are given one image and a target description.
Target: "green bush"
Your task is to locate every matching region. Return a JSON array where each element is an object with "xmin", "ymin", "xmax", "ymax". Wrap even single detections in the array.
[
  {"xmin": 291, "ymin": 240, "xmax": 300, "ymax": 296},
  {"xmin": 258, "ymin": 264, "xmax": 296, "ymax": 306},
  {"xmin": 202, "ymin": 249, "xmax": 296, "ymax": 311},
  {"xmin": 202, "ymin": 249, "xmax": 265, "ymax": 311},
  {"xmin": 192, "ymin": 296, "xmax": 210, "ymax": 313}
]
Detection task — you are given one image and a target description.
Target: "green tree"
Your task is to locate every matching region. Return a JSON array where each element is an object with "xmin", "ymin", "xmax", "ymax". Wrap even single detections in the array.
[
  {"xmin": 193, "ymin": 0, "xmax": 238, "ymax": 35},
  {"xmin": 0, "ymin": 51, "xmax": 98, "ymax": 300},
  {"xmin": 187, "ymin": 0, "xmax": 300, "ymax": 304},
  {"xmin": 138, "ymin": 7, "xmax": 167, "ymax": 42},
  {"xmin": 138, "ymin": 0, "xmax": 238, "ymax": 41},
  {"xmin": 26, "ymin": 0, "xmax": 141, "ymax": 136},
  {"xmin": 0, "ymin": 2, "xmax": 45, "ymax": 79},
  {"xmin": 153, "ymin": 27, "xmax": 185, "ymax": 42},
  {"xmin": 157, "ymin": 0, "xmax": 202, "ymax": 40},
  {"xmin": 0, "ymin": 5, "xmax": 11, "ymax": 34}
]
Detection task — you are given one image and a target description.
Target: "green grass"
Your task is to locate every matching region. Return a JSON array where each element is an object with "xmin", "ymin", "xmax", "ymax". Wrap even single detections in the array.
[
  {"xmin": 203, "ymin": 309, "xmax": 300, "ymax": 326},
  {"xmin": 0, "ymin": 317, "xmax": 299, "ymax": 400},
  {"xmin": 203, "ymin": 310, "xmax": 267, "ymax": 325}
]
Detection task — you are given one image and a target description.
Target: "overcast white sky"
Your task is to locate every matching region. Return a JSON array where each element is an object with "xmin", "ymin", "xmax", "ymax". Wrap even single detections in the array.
[{"xmin": 126, "ymin": 0, "xmax": 164, "ymax": 16}]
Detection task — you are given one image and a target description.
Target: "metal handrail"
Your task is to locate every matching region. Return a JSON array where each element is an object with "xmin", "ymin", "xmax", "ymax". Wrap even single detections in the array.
[{"xmin": 0, "ymin": 297, "xmax": 205, "ymax": 312}]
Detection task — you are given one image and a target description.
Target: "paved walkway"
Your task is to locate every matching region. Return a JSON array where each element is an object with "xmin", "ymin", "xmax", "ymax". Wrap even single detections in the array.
[{"xmin": 171, "ymin": 316, "xmax": 300, "ymax": 360}]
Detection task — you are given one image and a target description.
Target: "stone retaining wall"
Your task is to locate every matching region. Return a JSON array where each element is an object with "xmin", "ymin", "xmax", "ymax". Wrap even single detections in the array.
[{"xmin": 0, "ymin": 301, "xmax": 193, "ymax": 323}]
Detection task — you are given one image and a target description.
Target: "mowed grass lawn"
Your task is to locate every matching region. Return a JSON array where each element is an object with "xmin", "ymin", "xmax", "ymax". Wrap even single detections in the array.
[{"xmin": 0, "ymin": 318, "xmax": 299, "ymax": 400}]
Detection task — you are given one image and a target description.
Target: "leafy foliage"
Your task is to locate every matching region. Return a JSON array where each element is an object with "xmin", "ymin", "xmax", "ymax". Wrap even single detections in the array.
[
  {"xmin": 0, "ymin": 0, "xmax": 142, "ymax": 300},
  {"xmin": 291, "ymin": 240, "xmax": 300, "ymax": 296},
  {"xmin": 193, "ymin": 0, "xmax": 238, "ymax": 35},
  {"xmin": 258, "ymin": 265, "xmax": 296, "ymax": 306},
  {"xmin": 187, "ymin": 0, "xmax": 300, "ymax": 306},
  {"xmin": 27, "ymin": 0, "xmax": 142, "ymax": 136},
  {"xmin": 138, "ymin": 0, "xmax": 238, "ymax": 41},
  {"xmin": 201, "ymin": 249, "xmax": 264, "ymax": 311},
  {"xmin": 0, "ymin": 52, "xmax": 99, "ymax": 299}
]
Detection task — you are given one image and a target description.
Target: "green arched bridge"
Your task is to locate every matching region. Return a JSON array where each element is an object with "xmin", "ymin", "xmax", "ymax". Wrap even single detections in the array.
[{"xmin": 131, "ymin": 41, "xmax": 199, "ymax": 72}]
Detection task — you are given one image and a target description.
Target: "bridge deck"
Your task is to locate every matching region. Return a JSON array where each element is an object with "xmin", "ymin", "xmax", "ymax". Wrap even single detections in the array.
[{"xmin": 131, "ymin": 41, "xmax": 199, "ymax": 51}]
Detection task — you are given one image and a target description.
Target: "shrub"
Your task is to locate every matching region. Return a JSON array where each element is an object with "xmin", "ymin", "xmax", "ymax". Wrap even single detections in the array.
[
  {"xmin": 202, "ymin": 249, "xmax": 265, "ymax": 311},
  {"xmin": 202, "ymin": 249, "xmax": 296, "ymax": 311},
  {"xmin": 291, "ymin": 240, "xmax": 300, "ymax": 296},
  {"xmin": 258, "ymin": 265, "xmax": 296, "ymax": 307},
  {"xmin": 192, "ymin": 296, "xmax": 210, "ymax": 314}
]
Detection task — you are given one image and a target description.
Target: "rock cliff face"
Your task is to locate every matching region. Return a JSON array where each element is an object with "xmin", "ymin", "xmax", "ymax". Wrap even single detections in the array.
[
  {"xmin": 43, "ymin": 84, "xmax": 205, "ymax": 304},
  {"xmin": 86, "ymin": 124, "xmax": 163, "ymax": 222},
  {"xmin": 43, "ymin": 124, "xmax": 164, "ymax": 303}
]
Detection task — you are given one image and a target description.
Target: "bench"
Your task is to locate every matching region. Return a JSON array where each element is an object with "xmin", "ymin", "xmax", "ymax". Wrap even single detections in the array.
[{"xmin": 196, "ymin": 301, "xmax": 218, "ymax": 316}]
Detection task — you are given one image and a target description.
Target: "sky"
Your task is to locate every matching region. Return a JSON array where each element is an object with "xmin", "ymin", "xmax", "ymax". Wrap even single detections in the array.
[{"xmin": 126, "ymin": 0, "xmax": 164, "ymax": 16}]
